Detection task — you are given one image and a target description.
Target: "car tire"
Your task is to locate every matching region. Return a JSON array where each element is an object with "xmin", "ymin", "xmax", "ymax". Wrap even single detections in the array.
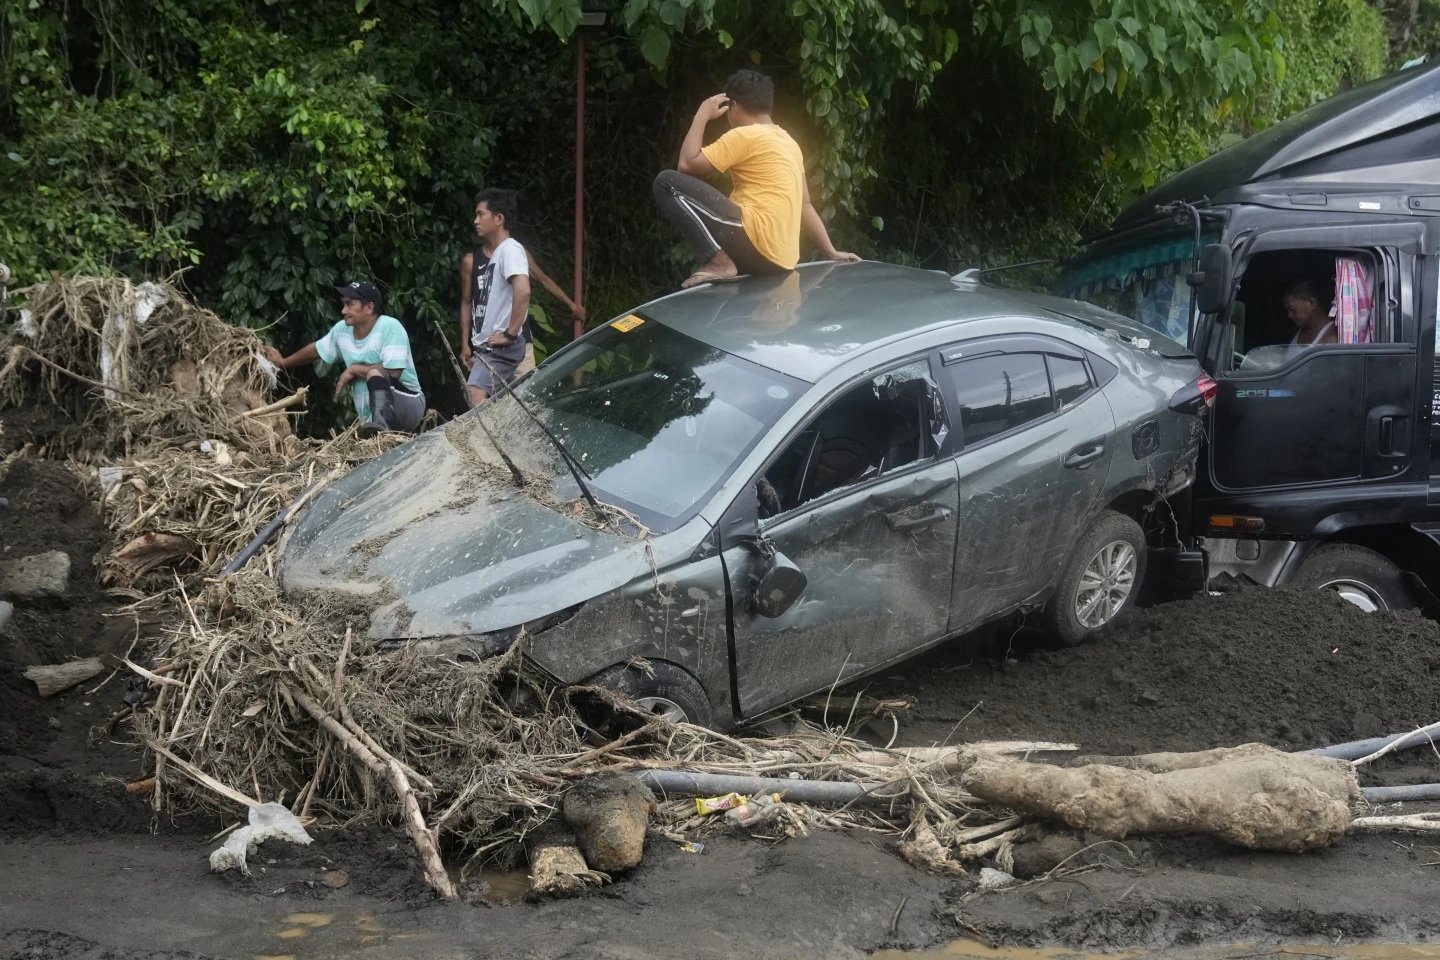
[
  {"xmin": 1290, "ymin": 544, "xmax": 1416, "ymax": 613},
  {"xmin": 1044, "ymin": 510, "xmax": 1148, "ymax": 646},
  {"xmin": 588, "ymin": 661, "xmax": 715, "ymax": 728}
]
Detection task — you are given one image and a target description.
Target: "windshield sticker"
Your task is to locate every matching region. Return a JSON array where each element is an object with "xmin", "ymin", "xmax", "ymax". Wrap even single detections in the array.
[{"xmin": 613, "ymin": 314, "xmax": 645, "ymax": 332}]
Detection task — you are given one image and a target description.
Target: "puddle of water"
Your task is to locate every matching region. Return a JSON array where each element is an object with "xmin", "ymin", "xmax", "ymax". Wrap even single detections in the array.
[
  {"xmin": 261, "ymin": 909, "xmax": 422, "ymax": 958},
  {"xmin": 477, "ymin": 866, "xmax": 531, "ymax": 904},
  {"xmin": 873, "ymin": 941, "xmax": 1440, "ymax": 960},
  {"xmin": 872, "ymin": 940, "xmax": 1144, "ymax": 959}
]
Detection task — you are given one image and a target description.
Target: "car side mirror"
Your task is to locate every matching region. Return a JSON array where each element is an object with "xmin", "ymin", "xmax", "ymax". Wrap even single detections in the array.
[
  {"xmin": 754, "ymin": 550, "xmax": 807, "ymax": 618},
  {"xmin": 1187, "ymin": 244, "xmax": 1233, "ymax": 315}
]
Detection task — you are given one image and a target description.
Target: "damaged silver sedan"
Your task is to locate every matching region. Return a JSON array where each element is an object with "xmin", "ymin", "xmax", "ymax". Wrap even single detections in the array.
[{"xmin": 278, "ymin": 262, "xmax": 1209, "ymax": 729}]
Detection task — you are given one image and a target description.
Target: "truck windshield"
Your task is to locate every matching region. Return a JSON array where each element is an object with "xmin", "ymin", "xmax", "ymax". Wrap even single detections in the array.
[{"xmin": 1058, "ymin": 235, "xmax": 1208, "ymax": 345}]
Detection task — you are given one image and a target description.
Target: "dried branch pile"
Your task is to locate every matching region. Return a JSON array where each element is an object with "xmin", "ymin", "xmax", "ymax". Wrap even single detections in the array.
[{"xmin": 0, "ymin": 276, "xmax": 293, "ymax": 458}]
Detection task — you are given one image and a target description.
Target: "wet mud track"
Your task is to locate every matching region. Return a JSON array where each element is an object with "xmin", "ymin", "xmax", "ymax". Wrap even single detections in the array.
[{"xmin": 4, "ymin": 446, "xmax": 1440, "ymax": 957}]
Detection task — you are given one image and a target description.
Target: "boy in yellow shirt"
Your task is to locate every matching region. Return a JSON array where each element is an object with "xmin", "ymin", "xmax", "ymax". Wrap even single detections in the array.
[{"xmin": 654, "ymin": 69, "xmax": 858, "ymax": 288}]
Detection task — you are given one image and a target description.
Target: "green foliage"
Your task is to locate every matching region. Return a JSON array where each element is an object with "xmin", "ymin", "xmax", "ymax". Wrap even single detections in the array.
[{"xmin": 0, "ymin": 0, "xmax": 1406, "ymax": 434}]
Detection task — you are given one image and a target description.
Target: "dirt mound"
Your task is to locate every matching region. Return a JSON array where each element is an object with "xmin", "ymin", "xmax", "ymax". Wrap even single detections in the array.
[
  {"xmin": 0, "ymin": 457, "xmax": 124, "ymax": 755},
  {"xmin": 867, "ymin": 588, "xmax": 1440, "ymax": 756}
]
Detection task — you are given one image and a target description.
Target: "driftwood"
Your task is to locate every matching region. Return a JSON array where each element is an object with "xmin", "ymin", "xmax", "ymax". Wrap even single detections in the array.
[
  {"xmin": 527, "ymin": 827, "xmax": 609, "ymax": 899},
  {"xmin": 962, "ymin": 743, "xmax": 1360, "ymax": 852},
  {"xmin": 24, "ymin": 657, "xmax": 106, "ymax": 697},
  {"xmin": 562, "ymin": 773, "xmax": 655, "ymax": 872},
  {"xmin": 286, "ymin": 686, "xmax": 455, "ymax": 900}
]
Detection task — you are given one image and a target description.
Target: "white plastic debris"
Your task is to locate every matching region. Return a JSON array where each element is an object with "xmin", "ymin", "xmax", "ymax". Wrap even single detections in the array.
[
  {"xmin": 97, "ymin": 466, "xmax": 124, "ymax": 493},
  {"xmin": 132, "ymin": 281, "xmax": 166, "ymax": 325},
  {"xmin": 99, "ymin": 282, "xmax": 168, "ymax": 398},
  {"xmin": 208, "ymin": 802, "xmax": 312, "ymax": 875},
  {"xmin": 978, "ymin": 867, "xmax": 1016, "ymax": 890},
  {"xmin": 200, "ymin": 439, "xmax": 233, "ymax": 466},
  {"xmin": 17, "ymin": 308, "xmax": 35, "ymax": 338}
]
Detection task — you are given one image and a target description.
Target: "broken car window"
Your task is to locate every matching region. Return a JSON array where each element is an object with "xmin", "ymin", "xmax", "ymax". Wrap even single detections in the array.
[
  {"xmin": 757, "ymin": 360, "xmax": 943, "ymax": 518},
  {"xmin": 512, "ymin": 318, "xmax": 805, "ymax": 530}
]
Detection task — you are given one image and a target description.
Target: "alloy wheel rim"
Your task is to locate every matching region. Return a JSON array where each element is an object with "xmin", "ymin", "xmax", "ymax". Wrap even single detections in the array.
[
  {"xmin": 634, "ymin": 695, "xmax": 688, "ymax": 724},
  {"xmin": 1316, "ymin": 577, "xmax": 1385, "ymax": 613},
  {"xmin": 1074, "ymin": 539, "xmax": 1138, "ymax": 628}
]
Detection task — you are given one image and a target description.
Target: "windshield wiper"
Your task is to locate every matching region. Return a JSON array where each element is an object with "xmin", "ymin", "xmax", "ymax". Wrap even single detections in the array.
[{"xmin": 475, "ymin": 352, "xmax": 604, "ymax": 518}]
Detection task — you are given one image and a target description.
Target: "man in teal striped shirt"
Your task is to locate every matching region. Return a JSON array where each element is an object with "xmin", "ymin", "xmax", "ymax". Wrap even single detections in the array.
[{"xmin": 264, "ymin": 281, "xmax": 426, "ymax": 434}]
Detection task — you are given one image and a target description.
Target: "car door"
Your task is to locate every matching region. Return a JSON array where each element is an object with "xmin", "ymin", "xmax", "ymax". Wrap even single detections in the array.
[
  {"xmin": 937, "ymin": 337, "xmax": 1116, "ymax": 630},
  {"xmin": 720, "ymin": 358, "xmax": 959, "ymax": 718}
]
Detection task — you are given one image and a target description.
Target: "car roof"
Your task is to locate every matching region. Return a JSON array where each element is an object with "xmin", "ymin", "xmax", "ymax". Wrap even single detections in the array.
[{"xmin": 637, "ymin": 260, "xmax": 1065, "ymax": 382}]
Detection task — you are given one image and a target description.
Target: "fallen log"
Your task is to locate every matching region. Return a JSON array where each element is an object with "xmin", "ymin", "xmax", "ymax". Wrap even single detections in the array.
[
  {"xmin": 562, "ymin": 773, "xmax": 655, "ymax": 872},
  {"xmin": 962, "ymin": 743, "xmax": 1360, "ymax": 852},
  {"xmin": 24, "ymin": 657, "xmax": 106, "ymax": 697},
  {"xmin": 527, "ymin": 827, "xmax": 609, "ymax": 899}
]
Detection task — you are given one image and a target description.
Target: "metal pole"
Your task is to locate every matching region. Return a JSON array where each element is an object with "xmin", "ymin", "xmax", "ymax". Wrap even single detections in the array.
[{"xmin": 572, "ymin": 30, "xmax": 587, "ymax": 343}]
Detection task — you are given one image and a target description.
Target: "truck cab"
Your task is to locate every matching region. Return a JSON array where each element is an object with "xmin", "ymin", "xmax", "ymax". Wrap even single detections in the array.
[{"xmin": 1060, "ymin": 61, "xmax": 1440, "ymax": 610}]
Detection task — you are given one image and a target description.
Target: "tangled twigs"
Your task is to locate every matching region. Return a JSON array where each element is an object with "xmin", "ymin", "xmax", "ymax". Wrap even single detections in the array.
[{"xmin": 286, "ymin": 685, "xmax": 456, "ymax": 900}]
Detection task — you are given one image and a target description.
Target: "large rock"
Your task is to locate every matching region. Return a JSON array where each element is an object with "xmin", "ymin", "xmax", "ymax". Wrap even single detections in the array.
[
  {"xmin": 0, "ymin": 551, "xmax": 71, "ymax": 599},
  {"xmin": 561, "ymin": 773, "xmax": 655, "ymax": 872}
]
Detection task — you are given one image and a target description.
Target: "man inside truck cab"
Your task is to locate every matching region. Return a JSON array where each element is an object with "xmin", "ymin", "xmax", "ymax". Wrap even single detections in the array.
[{"xmin": 1283, "ymin": 279, "xmax": 1337, "ymax": 350}]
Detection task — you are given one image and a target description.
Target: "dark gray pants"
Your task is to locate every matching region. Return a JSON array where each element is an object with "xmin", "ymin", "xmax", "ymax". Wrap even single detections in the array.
[
  {"xmin": 652, "ymin": 170, "xmax": 787, "ymax": 276},
  {"xmin": 365, "ymin": 375, "xmax": 425, "ymax": 433}
]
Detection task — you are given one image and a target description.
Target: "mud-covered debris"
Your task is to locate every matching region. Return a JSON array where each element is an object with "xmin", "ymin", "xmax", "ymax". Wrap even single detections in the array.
[
  {"xmin": 962, "ymin": 743, "xmax": 1359, "ymax": 852},
  {"xmin": 563, "ymin": 772, "xmax": 656, "ymax": 872}
]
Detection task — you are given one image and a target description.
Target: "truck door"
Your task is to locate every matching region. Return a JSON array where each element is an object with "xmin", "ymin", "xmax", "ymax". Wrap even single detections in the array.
[{"xmin": 1199, "ymin": 231, "xmax": 1419, "ymax": 495}]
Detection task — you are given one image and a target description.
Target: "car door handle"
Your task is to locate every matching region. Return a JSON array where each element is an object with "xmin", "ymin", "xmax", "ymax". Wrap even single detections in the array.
[
  {"xmin": 885, "ymin": 506, "xmax": 953, "ymax": 531},
  {"xmin": 1064, "ymin": 438, "xmax": 1106, "ymax": 470}
]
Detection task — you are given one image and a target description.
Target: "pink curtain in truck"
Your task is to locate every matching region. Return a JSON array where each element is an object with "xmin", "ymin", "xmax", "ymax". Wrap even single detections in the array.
[{"xmin": 1332, "ymin": 256, "xmax": 1373, "ymax": 344}]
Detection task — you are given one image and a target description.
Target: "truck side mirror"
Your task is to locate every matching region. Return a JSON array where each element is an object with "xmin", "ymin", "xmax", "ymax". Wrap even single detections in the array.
[
  {"xmin": 754, "ymin": 551, "xmax": 807, "ymax": 618},
  {"xmin": 1187, "ymin": 244, "xmax": 1233, "ymax": 315}
]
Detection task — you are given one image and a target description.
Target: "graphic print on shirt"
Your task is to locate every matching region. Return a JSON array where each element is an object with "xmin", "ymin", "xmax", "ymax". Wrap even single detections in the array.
[{"xmin": 470, "ymin": 258, "xmax": 497, "ymax": 349}]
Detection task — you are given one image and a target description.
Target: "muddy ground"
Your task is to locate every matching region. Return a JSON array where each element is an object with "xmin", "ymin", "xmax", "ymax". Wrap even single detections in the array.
[{"xmin": 3, "ymin": 447, "xmax": 1440, "ymax": 959}]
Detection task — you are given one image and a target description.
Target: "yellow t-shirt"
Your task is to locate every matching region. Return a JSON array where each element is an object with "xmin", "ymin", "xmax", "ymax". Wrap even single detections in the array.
[{"xmin": 701, "ymin": 124, "xmax": 804, "ymax": 270}]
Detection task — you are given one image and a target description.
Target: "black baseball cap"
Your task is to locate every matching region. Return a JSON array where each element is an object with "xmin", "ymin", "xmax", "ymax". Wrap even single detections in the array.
[{"xmin": 335, "ymin": 280, "xmax": 381, "ymax": 306}]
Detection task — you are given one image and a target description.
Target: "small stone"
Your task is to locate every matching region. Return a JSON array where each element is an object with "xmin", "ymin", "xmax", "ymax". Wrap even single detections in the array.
[
  {"xmin": 47, "ymin": 717, "xmax": 62, "ymax": 730},
  {"xmin": 1010, "ymin": 833, "xmax": 1085, "ymax": 879},
  {"xmin": 322, "ymin": 870, "xmax": 350, "ymax": 889},
  {"xmin": 0, "ymin": 496, "xmax": 9, "ymax": 510},
  {"xmin": 735, "ymin": 883, "xmax": 753, "ymax": 897},
  {"xmin": 0, "ymin": 551, "xmax": 71, "ymax": 600},
  {"xmin": 0, "ymin": 601, "xmax": 12, "ymax": 632},
  {"xmin": 1138, "ymin": 690, "xmax": 1162, "ymax": 705},
  {"xmin": 978, "ymin": 867, "xmax": 1016, "ymax": 890}
]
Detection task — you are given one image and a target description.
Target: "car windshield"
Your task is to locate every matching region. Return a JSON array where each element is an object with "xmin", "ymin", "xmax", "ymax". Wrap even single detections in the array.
[
  {"xmin": 489, "ymin": 315, "xmax": 805, "ymax": 531},
  {"xmin": 1058, "ymin": 234, "xmax": 1213, "ymax": 346}
]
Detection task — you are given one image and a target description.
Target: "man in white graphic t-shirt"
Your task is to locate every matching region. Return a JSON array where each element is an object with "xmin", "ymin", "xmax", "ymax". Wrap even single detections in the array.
[{"xmin": 460, "ymin": 189, "xmax": 531, "ymax": 407}]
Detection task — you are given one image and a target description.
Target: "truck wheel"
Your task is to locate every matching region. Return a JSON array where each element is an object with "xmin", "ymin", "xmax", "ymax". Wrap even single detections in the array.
[
  {"xmin": 1291, "ymin": 544, "xmax": 1416, "ymax": 613},
  {"xmin": 1045, "ymin": 511, "xmax": 1148, "ymax": 646},
  {"xmin": 588, "ymin": 661, "xmax": 715, "ymax": 728}
]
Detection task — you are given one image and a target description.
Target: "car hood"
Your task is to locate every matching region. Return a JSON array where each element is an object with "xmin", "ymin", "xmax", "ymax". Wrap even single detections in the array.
[{"xmin": 276, "ymin": 424, "xmax": 662, "ymax": 640}]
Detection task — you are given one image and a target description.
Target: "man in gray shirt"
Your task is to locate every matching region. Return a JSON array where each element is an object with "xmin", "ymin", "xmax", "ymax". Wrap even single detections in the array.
[{"xmin": 461, "ymin": 189, "xmax": 531, "ymax": 407}]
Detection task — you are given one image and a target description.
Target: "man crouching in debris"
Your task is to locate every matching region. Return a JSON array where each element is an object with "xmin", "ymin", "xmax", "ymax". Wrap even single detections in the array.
[{"xmin": 263, "ymin": 281, "xmax": 426, "ymax": 435}]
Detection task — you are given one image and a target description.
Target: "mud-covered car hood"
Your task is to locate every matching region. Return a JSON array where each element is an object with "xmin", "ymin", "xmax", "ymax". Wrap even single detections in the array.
[{"xmin": 276, "ymin": 428, "xmax": 660, "ymax": 640}]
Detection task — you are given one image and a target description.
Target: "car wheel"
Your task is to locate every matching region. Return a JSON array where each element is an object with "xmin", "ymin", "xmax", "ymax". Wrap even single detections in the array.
[
  {"xmin": 1291, "ymin": 544, "xmax": 1416, "ymax": 613},
  {"xmin": 588, "ymin": 661, "xmax": 715, "ymax": 728},
  {"xmin": 1045, "ymin": 510, "xmax": 1147, "ymax": 646}
]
